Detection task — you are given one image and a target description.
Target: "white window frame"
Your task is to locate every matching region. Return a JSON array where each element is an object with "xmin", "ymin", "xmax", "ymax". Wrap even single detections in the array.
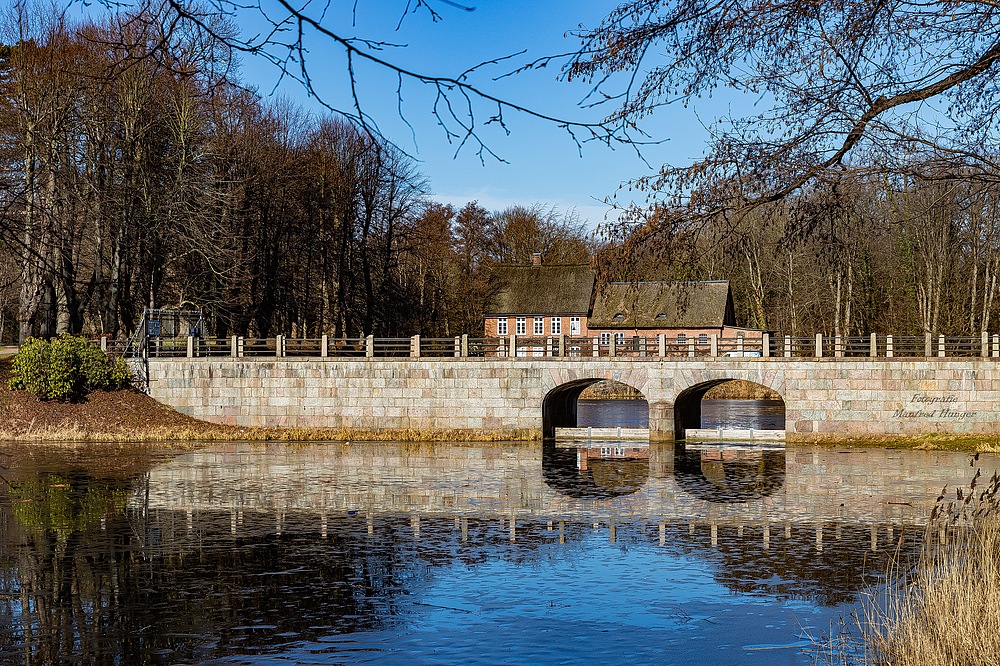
[
  {"xmin": 600, "ymin": 332, "xmax": 611, "ymax": 345},
  {"xmin": 516, "ymin": 317, "xmax": 526, "ymax": 335},
  {"xmin": 698, "ymin": 333, "xmax": 708, "ymax": 345},
  {"xmin": 615, "ymin": 332, "xmax": 625, "ymax": 346},
  {"xmin": 570, "ymin": 316, "xmax": 581, "ymax": 335},
  {"xmin": 534, "ymin": 317, "xmax": 544, "ymax": 335},
  {"xmin": 551, "ymin": 317, "xmax": 561, "ymax": 335},
  {"xmin": 497, "ymin": 317, "xmax": 508, "ymax": 336},
  {"xmin": 677, "ymin": 333, "xmax": 687, "ymax": 345}
]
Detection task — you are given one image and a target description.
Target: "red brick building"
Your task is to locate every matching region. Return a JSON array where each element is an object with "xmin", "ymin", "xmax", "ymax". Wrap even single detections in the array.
[{"xmin": 484, "ymin": 259, "xmax": 764, "ymax": 350}]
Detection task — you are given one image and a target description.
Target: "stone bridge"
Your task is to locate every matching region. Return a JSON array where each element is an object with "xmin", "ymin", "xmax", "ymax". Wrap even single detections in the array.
[{"xmin": 145, "ymin": 356, "xmax": 1000, "ymax": 439}]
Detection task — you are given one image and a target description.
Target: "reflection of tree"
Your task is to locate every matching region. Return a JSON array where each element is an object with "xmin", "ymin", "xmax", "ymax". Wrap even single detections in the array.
[{"xmin": 2, "ymin": 473, "xmax": 133, "ymax": 665}]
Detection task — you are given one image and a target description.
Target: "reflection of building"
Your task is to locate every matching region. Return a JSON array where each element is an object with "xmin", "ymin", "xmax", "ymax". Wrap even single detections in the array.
[
  {"xmin": 543, "ymin": 443, "xmax": 650, "ymax": 499},
  {"xmin": 483, "ymin": 256, "xmax": 764, "ymax": 348},
  {"xmin": 571, "ymin": 444, "xmax": 650, "ymax": 471}
]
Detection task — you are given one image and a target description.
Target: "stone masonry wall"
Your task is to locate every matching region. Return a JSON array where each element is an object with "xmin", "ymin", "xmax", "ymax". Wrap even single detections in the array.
[{"xmin": 146, "ymin": 357, "xmax": 1000, "ymax": 439}]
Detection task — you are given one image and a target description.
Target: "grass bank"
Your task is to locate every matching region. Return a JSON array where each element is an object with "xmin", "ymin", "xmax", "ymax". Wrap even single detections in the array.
[{"xmin": 787, "ymin": 432, "xmax": 1000, "ymax": 453}]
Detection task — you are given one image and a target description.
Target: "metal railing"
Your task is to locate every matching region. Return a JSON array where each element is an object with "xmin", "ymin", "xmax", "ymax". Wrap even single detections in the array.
[{"xmin": 100, "ymin": 331, "xmax": 1000, "ymax": 361}]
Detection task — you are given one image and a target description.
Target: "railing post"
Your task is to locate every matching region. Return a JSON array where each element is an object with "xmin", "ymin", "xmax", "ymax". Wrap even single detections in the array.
[
  {"xmin": 558, "ymin": 334, "xmax": 565, "ymax": 357},
  {"xmin": 833, "ymin": 334, "xmax": 841, "ymax": 358},
  {"xmin": 275, "ymin": 335, "xmax": 283, "ymax": 358},
  {"xmin": 609, "ymin": 335, "xmax": 617, "ymax": 358},
  {"xmin": 784, "ymin": 335, "xmax": 792, "ymax": 358},
  {"xmin": 983, "ymin": 331, "xmax": 989, "ymax": 358},
  {"xmin": 762, "ymin": 332, "xmax": 769, "ymax": 358},
  {"xmin": 237, "ymin": 336, "xmax": 244, "ymax": 358},
  {"xmin": 658, "ymin": 334, "xmax": 666, "ymax": 357},
  {"xmin": 710, "ymin": 334, "xmax": 718, "ymax": 357},
  {"xmin": 187, "ymin": 335, "xmax": 194, "ymax": 358},
  {"xmin": 454, "ymin": 336, "xmax": 461, "ymax": 357},
  {"xmin": 886, "ymin": 335, "xmax": 894, "ymax": 358},
  {"xmin": 870, "ymin": 333, "xmax": 877, "ymax": 357},
  {"xmin": 687, "ymin": 338, "xmax": 696, "ymax": 357},
  {"xmin": 100, "ymin": 336, "xmax": 108, "ymax": 352},
  {"xmin": 815, "ymin": 333, "xmax": 823, "ymax": 358},
  {"xmin": 545, "ymin": 336, "xmax": 553, "ymax": 357},
  {"xmin": 366, "ymin": 335, "xmax": 374, "ymax": 358},
  {"xmin": 592, "ymin": 336, "xmax": 599, "ymax": 357},
  {"xmin": 993, "ymin": 334, "xmax": 999, "ymax": 358},
  {"xmin": 924, "ymin": 332, "xmax": 932, "ymax": 357},
  {"xmin": 321, "ymin": 334, "xmax": 329, "ymax": 358},
  {"xmin": 510, "ymin": 334, "xmax": 517, "ymax": 357},
  {"xmin": 737, "ymin": 336, "xmax": 744, "ymax": 353},
  {"xmin": 938, "ymin": 334, "xmax": 946, "ymax": 358},
  {"xmin": 410, "ymin": 335, "xmax": 420, "ymax": 358},
  {"xmin": 461, "ymin": 334, "xmax": 469, "ymax": 358},
  {"xmin": 231, "ymin": 335, "xmax": 238, "ymax": 358}
]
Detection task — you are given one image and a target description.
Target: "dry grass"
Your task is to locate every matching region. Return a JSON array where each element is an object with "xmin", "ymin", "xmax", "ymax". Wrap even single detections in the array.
[
  {"xmin": 578, "ymin": 380, "xmax": 645, "ymax": 400},
  {"xmin": 821, "ymin": 468, "xmax": 1000, "ymax": 665},
  {"xmin": 790, "ymin": 432, "xmax": 1000, "ymax": 453},
  {"xmin": 0, "ymin": 422, "xmax": 541, "ymax": 444},
  {"xmin": 702, "ymin": 380, "xmax": 782, "ymax": 400}
]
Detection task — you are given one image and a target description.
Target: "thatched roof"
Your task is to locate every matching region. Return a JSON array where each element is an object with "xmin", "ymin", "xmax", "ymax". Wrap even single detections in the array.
[
  {"xmin": 487, "ymin": 265, "xmax": 595, "ymax": 315},
  {"xmin": 589, "ymin": 281, "xmax": 735, "ymax": 329}
]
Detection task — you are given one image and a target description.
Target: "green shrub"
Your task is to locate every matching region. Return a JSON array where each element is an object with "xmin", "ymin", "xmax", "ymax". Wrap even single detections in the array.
[{"xmin": 7, "ymin": 334, "xmax": 132, "ymax": 400}]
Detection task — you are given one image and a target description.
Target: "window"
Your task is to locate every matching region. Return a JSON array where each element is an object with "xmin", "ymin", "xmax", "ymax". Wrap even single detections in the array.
[
  {"xmin": 497, "ymin": 317, "xmax": 508, "ymax": 336},
  {"xmin": 699, "ymin": 333, "xmax": 708, "ymax": 345},
  {"xmin": 551, "ymin": 317, "xmax": 561, "ymax": 335},
  {"xmin": 570, "ymin": 316, "xmax": 581, "ymax": 335},
  {"xmin": 569, "ymin": 345, "xmax": 581, "ymax": 357},
  {"xmin": 615, "ymin": 332, "xmax": 625, "ymax": 346},
  {"xmin": 677, "ymin": 334, "xmax": 687, "ymax": 345},
  {"xmin": 600, "ymin": 332, "xmax": 611, "ymax": 345},
  {"xmin": 534, "ymin": 317, "xmax": 544, "ymax": 335},
  {"xmin": 516, "ymin": 317, "xmax": 526, "ymax": 335}
]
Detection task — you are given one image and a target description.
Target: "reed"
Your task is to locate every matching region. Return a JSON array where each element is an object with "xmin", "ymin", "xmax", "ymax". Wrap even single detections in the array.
[{"xmin": 820, "ymin": 467, "xmax": 1000, "ymax": 665}]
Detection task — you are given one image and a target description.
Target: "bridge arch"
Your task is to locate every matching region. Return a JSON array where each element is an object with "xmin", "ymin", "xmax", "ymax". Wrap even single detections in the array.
[
  {"xmin": 673, "ymin": 379, "xmax": 785, "ymax": 440},
  {"xmin": 542, "ymin": 379, "xmax": 648, "ymax": 439}
]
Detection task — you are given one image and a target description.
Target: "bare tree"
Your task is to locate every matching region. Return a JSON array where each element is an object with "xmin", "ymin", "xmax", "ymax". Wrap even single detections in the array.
[{"xmin": 566, "ymin": 0, "xmax": 1000, "ymax": 232}]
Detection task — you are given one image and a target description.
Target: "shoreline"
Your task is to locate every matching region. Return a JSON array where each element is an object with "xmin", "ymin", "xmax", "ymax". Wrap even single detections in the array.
[{"xmin": 3, "ymin": 420, "xmax": 999, "ymax": 452}]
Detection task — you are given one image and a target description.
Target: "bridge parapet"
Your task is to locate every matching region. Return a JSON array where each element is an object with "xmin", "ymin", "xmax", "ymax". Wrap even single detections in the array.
[{"xmin": 136, "ymin": 332, "xmax": 1000, "ymax": 361}]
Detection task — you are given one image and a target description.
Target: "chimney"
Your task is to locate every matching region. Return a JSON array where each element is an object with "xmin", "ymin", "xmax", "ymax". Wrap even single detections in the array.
[{"xmin": 532, "ymin": 252, "xmax": 542, "ymax": 268}]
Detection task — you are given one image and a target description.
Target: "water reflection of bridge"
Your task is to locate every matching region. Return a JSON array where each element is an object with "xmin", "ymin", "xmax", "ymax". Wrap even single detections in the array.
[{"xmin": 135, "ymin": 442, "xmax": 988, "ymax": 532}]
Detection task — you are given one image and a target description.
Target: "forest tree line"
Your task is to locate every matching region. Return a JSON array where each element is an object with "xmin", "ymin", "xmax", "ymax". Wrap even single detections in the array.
[
  {"xmin": 0, "ymin": 5, "xmax": 592, "ymax": 344},
  {"xmin": 3, "ymin": 4, "xmax": 1000, "ymax": 344}
]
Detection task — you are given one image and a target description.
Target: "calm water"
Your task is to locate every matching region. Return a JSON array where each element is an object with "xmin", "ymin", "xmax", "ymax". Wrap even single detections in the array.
[{"xmin": 0, "ymin": 403, "xmax": 992, "ymax": 665}]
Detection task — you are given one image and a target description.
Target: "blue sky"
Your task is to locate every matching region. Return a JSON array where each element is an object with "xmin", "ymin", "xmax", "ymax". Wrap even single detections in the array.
[{"xmin": 236, "ymin": 1, "xmax": 727, "ymax": 229}]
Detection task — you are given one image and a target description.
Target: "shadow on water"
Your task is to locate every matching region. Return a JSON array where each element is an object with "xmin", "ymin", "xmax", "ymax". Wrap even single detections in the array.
[
  {"xmin": 541, "ymin": 440, "xmax": 785, "ymax": 505},
  {"xmin": 673, "ymin": 444, "xmax": 786, "ymax": 503}
]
